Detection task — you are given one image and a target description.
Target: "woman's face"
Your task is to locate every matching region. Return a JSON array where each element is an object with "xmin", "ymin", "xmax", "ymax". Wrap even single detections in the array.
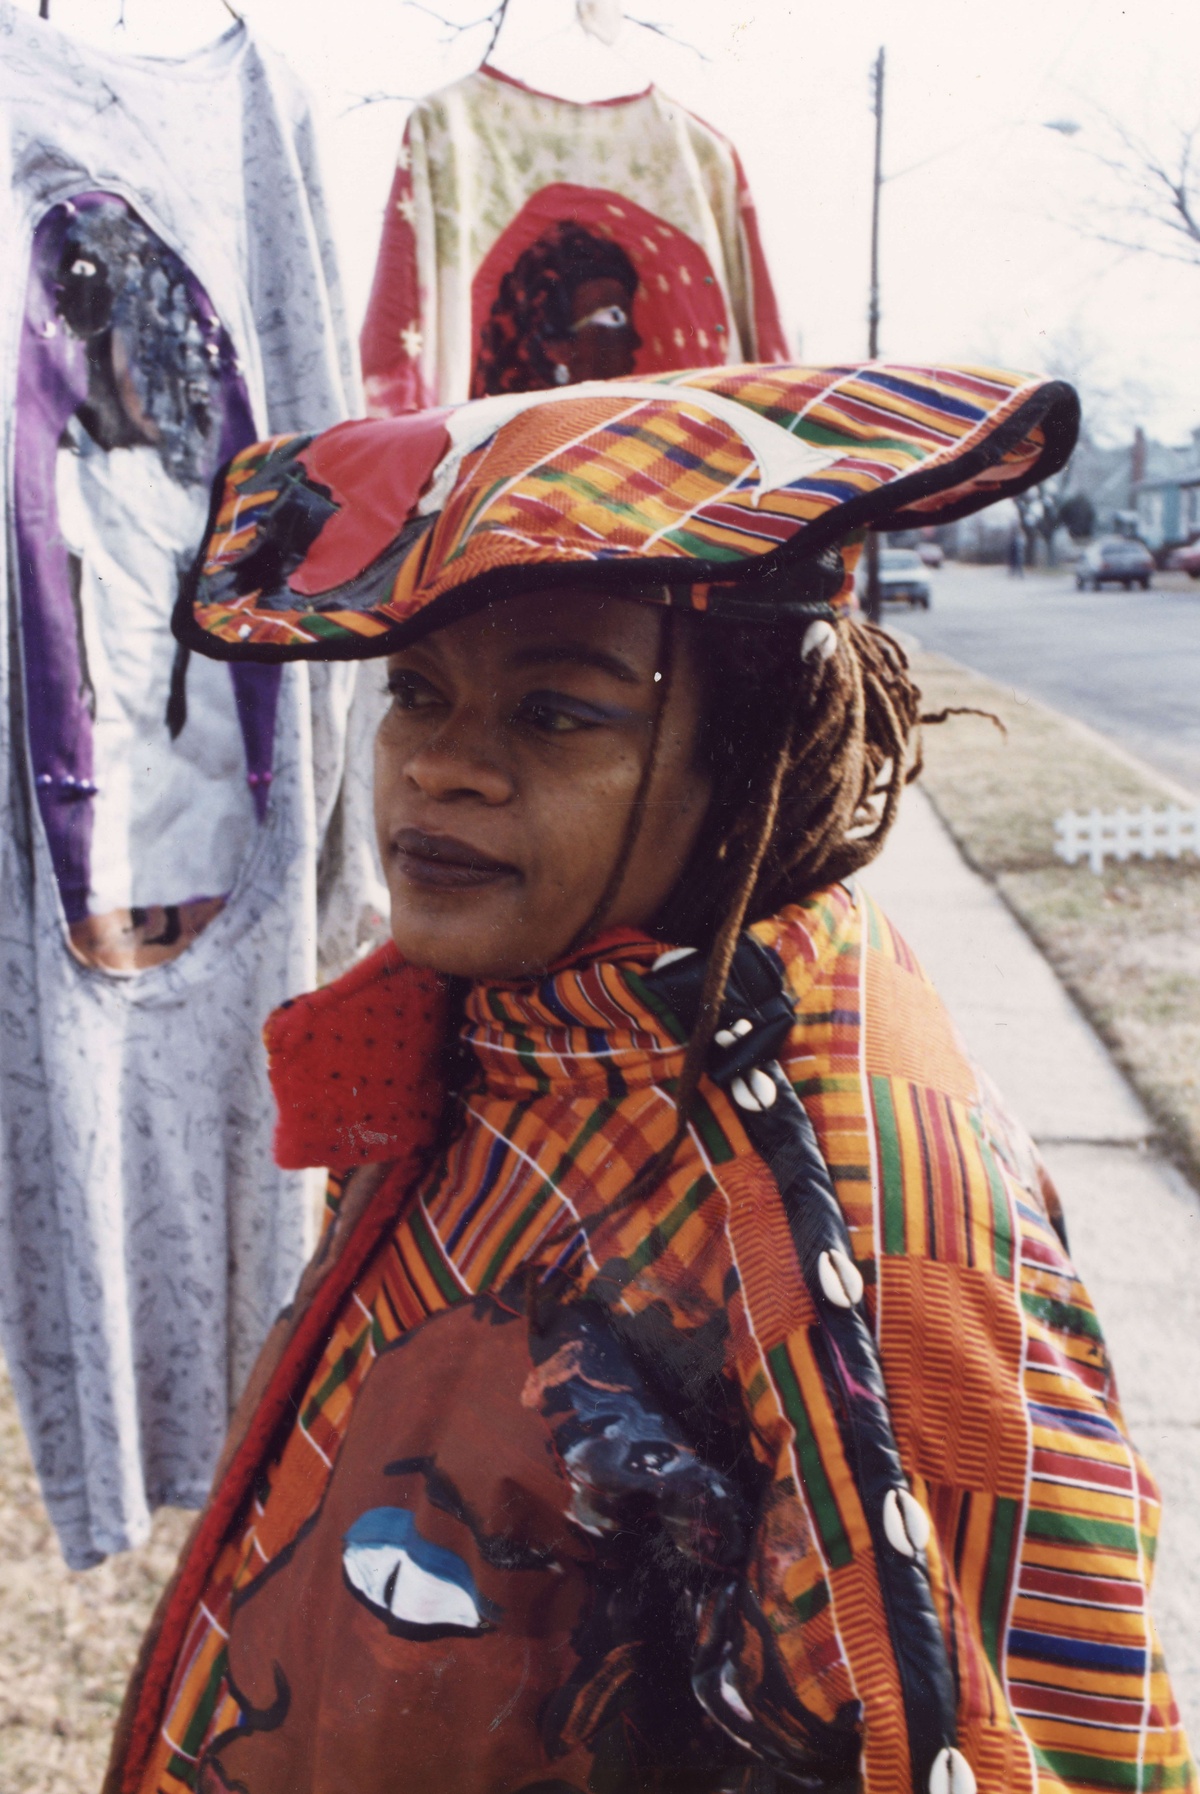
[
  {"xmin": 548, "ymin": 275, "xmax": 641, "ymax": 384},
  {"xmin": 374, "ymin": 590, "xmax": 711, "ymax": 980}
]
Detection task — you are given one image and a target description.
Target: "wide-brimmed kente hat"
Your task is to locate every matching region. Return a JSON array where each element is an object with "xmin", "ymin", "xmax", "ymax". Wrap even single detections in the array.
[{"xmin": 175, "ymin": 362, "xmax": 1078, "ymax": 661}]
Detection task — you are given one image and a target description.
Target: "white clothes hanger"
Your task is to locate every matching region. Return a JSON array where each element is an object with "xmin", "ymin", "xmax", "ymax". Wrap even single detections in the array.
[{"xmin": 487, "ymin": 0, "xmax": 649, "ymax": 105}]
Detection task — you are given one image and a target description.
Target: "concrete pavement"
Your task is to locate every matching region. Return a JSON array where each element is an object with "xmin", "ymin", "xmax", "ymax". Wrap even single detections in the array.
[
  {"xmin": 903, "ymin": 560, "xmax": 1200, "ymax": 795},
  {"xmin": 866, "ymin": 787, "xmax": 1200, "ymax": 1738}
]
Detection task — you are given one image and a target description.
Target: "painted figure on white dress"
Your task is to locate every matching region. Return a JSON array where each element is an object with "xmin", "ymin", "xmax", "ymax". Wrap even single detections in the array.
[{"xmin": 19, "ymin": 196, "xmax": 275, "ymax": 970}]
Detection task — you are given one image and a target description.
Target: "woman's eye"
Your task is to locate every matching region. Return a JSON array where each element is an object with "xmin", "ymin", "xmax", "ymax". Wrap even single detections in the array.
[
  {"xmin": 386, "ymin": 672, "xmax": 443, "ymax": 712},
  {"xmin": 516, "ymin": 695, "xmax": 599, "ymax": 735},
  {"xmin": 513, "ymin": 692, "xmax": 613, "ymax": 735},
  {"xmin": 570, "ymin": 303, "xmax": 629, "ymax": 333}
]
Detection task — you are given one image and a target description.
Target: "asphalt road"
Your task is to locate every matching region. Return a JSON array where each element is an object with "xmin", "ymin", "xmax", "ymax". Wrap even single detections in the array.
[{"xmin": 891, "ymin": 560, "xmax": 1200, "ymax": 796}]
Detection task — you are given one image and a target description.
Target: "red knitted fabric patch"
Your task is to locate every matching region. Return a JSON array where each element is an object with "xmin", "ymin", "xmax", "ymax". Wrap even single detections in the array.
[{"xmin": 263, "ymin": 942, "xmax": 449, "ymax": 1170}]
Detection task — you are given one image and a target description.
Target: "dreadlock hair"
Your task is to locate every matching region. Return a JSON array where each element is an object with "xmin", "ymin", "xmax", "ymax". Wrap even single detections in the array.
[{"xmin": 613, "ymin": 599, "xmax": 926, "ymax": 1210}]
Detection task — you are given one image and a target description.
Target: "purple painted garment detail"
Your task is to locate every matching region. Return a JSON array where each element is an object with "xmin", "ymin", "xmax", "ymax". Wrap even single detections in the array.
[
  {"xmin": 14, "ymin": 193, "xmax": 282, "ymax": 917},
  {"xmin": 15, "ymin": 203, "xmax": 94, "ymax": 920}
]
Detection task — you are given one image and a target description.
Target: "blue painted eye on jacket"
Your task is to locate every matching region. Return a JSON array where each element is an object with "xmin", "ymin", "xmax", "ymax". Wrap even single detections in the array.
[{"xmin": 342, "ymin": 1506, "xmax": 501, "ymax": 1638}]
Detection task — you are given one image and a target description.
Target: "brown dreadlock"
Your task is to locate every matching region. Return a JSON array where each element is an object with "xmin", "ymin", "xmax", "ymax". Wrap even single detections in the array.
[{"xmin": 615, "ymin": 602, "xmax": 927, "ymax": 1209}]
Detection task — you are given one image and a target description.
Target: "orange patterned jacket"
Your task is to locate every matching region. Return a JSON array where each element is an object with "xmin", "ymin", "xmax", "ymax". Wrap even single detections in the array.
[{"xmin": 106, "ymin": 886, "xmax": 1194, "ymax": 1794}]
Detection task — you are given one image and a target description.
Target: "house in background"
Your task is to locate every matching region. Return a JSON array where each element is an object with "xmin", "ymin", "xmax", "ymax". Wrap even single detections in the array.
[
  {"xmin": 941, "ymin": 422, "xmax": 1200, "ymax": 562},
  {"xmin": 1134, "ymin": 428, "xmax": 1200, "ymax": 556},
  {"xmin": 1057, "ymin": 433, "xmax": 1135, "ymax": 534}
]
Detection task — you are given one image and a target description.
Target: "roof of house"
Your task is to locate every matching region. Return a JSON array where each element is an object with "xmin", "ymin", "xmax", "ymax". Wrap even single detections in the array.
[{"xmin": 1135, "ymin": 464, "xmax": 1200, "ymax": 493}]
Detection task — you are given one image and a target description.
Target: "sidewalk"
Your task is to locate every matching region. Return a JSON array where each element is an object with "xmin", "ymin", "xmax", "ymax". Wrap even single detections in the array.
[{"xmin": 866, "ymin": 788, "xmax": 1200, "ymax": 1738}]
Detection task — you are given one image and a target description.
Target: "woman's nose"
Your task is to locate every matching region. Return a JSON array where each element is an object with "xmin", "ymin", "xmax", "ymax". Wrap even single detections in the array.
[{"xmin": 403, "ymin": 715, "xmax": 514, "ymax": 806}]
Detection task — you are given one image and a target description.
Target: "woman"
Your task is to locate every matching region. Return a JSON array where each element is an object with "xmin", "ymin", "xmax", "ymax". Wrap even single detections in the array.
[
  {"xmin": 472, "ymin": 219, "xmax": 642, "ymax": 394},
  {"xmin": 108, "ymin": 364, "xmax": 1193, "ymax": 1794},
  {"xmin": 48, "ymin": 198, "xmax": 258, "ymax": 969}
]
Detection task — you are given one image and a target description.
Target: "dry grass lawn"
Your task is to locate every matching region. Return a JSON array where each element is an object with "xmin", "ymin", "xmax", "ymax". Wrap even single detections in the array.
[
  {"xmin": 0, "ymin": 1355, "xmax": 190, "ymax": 1793},
  {"xmin": 912, "ymin": 647, "xmax": 1200, "ymax": 1179}
]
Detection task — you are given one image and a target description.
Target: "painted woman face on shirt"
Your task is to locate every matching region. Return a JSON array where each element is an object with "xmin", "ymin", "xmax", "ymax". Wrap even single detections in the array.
[
  {"xmin": 196, "ymin": 1303, "xmax": 596, "ymax": 1794},
  {"xmin": 195, "ymin": 1299, "xmax": 744, "ymax": 1794}
]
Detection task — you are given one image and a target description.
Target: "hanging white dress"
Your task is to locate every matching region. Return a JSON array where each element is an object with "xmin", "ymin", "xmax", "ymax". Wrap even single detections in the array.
[{"xmin": 0, "ymin": 2, "xmax": 387, "ymax": 1567}]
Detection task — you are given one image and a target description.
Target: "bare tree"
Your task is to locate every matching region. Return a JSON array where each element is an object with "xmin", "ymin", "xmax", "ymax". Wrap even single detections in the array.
[
  {"xmin": 345, "ymin": 0, "xmax": 706, "ymax": 106},
  {"xmin": 1003, "ymin": 324, "xmax": 1161, "ymax": 562},
  {"xmin": 1079, "ymin": 109, "xmax": 1200, "ymax": 268}
]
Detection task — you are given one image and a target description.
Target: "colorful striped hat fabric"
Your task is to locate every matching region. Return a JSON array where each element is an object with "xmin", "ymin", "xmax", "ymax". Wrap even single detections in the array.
[{"xmin": 175, "ymin": 362, "xmax": 1078, "ymax": 661}]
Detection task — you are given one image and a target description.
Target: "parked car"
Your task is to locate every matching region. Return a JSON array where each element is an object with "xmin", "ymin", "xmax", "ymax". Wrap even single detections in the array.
[
  {"xmin": 1074, "ymin": 537, "xmax": 1154, "ymax": 591},
  {"xmin": 917, "ymin": 540, "xmax": 944, "ymax": 568},
  {"xmin": 855, "ymin": 548, "xmax": 932, "ymax": 608},
  {"xmin": 1167, "ymin": 539, "xmax": 1200, "ymax": 579}
]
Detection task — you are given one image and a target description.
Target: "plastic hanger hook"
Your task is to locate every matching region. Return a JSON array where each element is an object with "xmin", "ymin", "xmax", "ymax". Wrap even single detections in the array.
[{"xmin": 576, "ymin": 0, "xmax": 622, "ymax": 47}]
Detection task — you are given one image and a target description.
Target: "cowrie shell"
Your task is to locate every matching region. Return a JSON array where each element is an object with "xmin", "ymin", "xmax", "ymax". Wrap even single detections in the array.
[
  {"xmin": 714, "ymin": 1028, "xmax": 737, "ymax": 1047},
  {"xmin": 817, "ymin": 1247, "xmax": 864, "ymax": 1308},
  {"xmin": 732, "ymin": 1017, "xmax": 754, "ymax": 1037},
  {"xmin": 730, "ymin": 1076, "xmax": 762, "ymax": 1112},
  {"xmin": 801, "ymin": 619, "xmax": 838, "ymax": 662},
  {"xmin": 882, "ymin": 1487, "xmax": 931, "ymax": 1558},
  {"xmin": 929, "ymin": 1748, "xmax": 976, "ymax": 1794},
  {"xmin": 748, "ymin": 1067, "xmax": 777, "ymax": 1107},
  {"xmin": 719, "ymin": 1660, "xmax": 754, "ymax": 1723},
  {"xmin": 651, "ymin": 946, "xmax": 697, "ymax": 970}
]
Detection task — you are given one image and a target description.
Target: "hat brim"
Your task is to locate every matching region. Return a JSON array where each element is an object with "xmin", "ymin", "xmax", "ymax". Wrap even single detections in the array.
[{"xmin": 175, "ymin": 364, "xmax": 1079, "ymax": 663}]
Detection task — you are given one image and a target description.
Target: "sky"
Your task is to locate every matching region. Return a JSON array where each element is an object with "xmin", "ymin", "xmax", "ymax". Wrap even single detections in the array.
[{"xmin": 19, "ymin": 0, "xmax": 1200, "ymax": 444}]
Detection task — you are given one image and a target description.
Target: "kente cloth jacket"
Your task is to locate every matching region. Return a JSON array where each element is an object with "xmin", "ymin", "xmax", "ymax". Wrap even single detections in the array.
[
  {"xmin": 359, "ymin": 63, "xmax": 788, "ymax": 415},
  {"xmin": 107, "ymin": 888, "xmax": 1194, "ymax": 1794},
  {"xmin": 0, "ymin": 1, "xmax": 389, "ymax": 1568}
]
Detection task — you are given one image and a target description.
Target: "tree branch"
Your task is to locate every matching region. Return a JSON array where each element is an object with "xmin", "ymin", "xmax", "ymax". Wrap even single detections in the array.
[
  {"xmin": 1073, "ymin": 103, "xmax": 1200, "ymax": 265},
  {"xmin": 624, "ymin": 15, "xmax": 710, "ymax": 61},
  {"xmin": 399, "ymin": 0, "xmax": 509, "ymax": 57},
  {"xmin": 398, "ymin": 2, "xmax": 706, "ymax": 68},
  {"xmin": 1084, "ymin": 227, "xmax": 1200, "ymax": 267},
  {"xmin": 341, "ymin": 89, "xmax": 420, "ymax": 114}
]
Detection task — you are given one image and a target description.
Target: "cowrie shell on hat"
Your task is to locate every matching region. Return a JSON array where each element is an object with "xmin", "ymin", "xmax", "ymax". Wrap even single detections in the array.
[{"xmin": 801, "ymin": 620, "xmax": 838, "ymax": 662}]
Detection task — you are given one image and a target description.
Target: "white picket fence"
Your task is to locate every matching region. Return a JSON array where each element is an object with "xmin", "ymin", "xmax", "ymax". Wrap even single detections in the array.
[{"xmin": 1054, "ymin": 803, "xmax": 1200, "ymax": 873}]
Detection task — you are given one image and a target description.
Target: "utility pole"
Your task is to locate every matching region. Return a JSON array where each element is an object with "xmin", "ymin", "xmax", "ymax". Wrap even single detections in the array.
[
  {"xmin": 867, "ymin": 47, "xmax": 884, "ymax": 361},
  {"xmin": 863, "ymin": 45, "xmax": 885, "ymax": 622}
]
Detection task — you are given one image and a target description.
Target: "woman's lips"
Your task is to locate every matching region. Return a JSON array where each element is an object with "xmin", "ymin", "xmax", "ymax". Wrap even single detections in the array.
[{"xmin": 391, "ymin": 828, "xmax": 519, "ymax": 892}]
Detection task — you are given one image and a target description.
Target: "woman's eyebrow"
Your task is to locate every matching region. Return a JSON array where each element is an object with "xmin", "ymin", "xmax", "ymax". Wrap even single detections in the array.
[{"xmin": 507, "ymin": 641, "xmax": 641, "ymax": 684}]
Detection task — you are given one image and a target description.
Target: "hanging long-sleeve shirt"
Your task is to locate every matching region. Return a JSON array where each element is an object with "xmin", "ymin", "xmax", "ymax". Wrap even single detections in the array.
[
  {"xmin": 360, "ymin": 64, "xmax": 789, "ymax": 414},
  {"xmin": 0, "ymin": 0, "xmax": 387, "ymax": 1569}
]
